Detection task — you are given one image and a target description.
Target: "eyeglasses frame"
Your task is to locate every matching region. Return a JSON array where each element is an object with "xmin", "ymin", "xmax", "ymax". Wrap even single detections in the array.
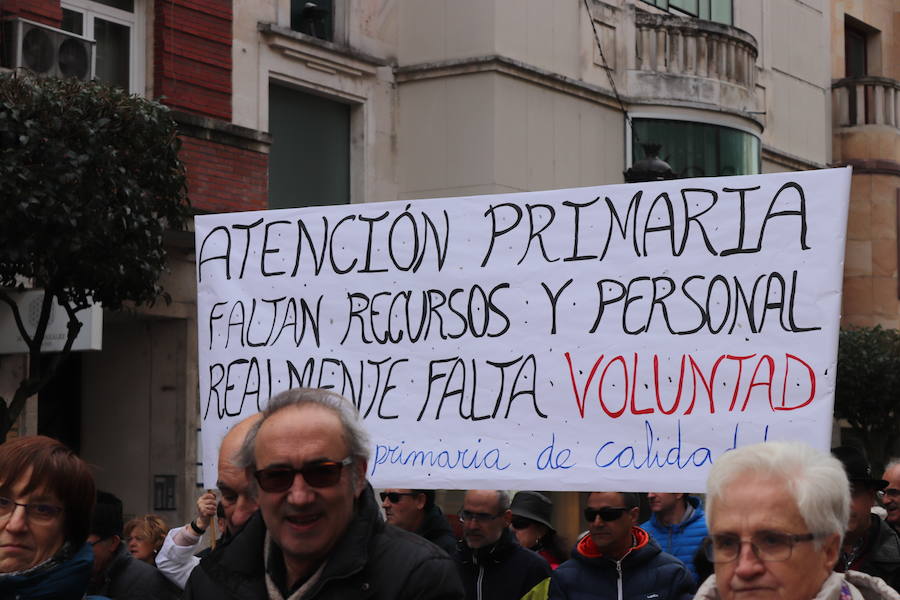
[{"xmin": 253, "ymin": 456, "xmax": 353, "ymax": 492}]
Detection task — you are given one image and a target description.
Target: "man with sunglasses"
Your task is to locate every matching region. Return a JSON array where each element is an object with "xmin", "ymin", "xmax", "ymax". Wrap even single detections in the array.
[
  {"xmin": 183, "ymin": 388, "xmax": 463, "ymax": 599},
  {"xmin": 883, "ymin": 459, "xmax": 900, "ymax": 536},
  {"xmin": 550, "ymin": 491, "xmax": 694, "ymax": 600},
  {"xmin": 455, "ymin": 489, "xmax": 551, "ymax": 600},
  {"xmin": 693, "ymin": 442, "xmax": 898, "ymax": 600},
  {"xmin": 380, "ymin": 489, "xmax": 457, "ymax": 555}
]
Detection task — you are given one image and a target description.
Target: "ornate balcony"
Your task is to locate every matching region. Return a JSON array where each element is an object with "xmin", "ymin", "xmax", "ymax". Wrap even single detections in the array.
[
  {"xmin": 625, "ymin": 10, "xmax": 759, "ymax": 115},
  {"xmin": 832, "ymin": 76, "xmax": 900, "ymax": 128}
]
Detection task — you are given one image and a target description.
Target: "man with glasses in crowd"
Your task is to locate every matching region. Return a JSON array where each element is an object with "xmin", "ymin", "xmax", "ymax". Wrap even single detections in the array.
[
  {"xmin": 380, "ymin": 488, "xmax": 457, "ymax": 555},
  {"xmin": 156, "ymin": 413, "xmax": 261, "ymax": 589},
  {"xmin": 550, "ymin": 491, "xmax": 694, "ymax": 600},
  {"xmin": 883, "ymin": 459, "xmax": 900, "ymax": 536},
  {"xmin": 694, "ymin": 441, "xmax": 898, "ymax": 600},
  {"xmin": 183, "ymin": 388, "xmax": 463, "ymax": 599},
  {"xmin": 832, "ymin": 446, "xmax": 900, "ymax": 591},
  {"xmin": 455, "ymin": 489, "xmax": 551, "ymax": 600}
]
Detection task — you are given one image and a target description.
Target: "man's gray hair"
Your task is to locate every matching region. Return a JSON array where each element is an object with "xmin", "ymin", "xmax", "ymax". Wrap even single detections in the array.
[
  {"xmin": 497, "ymin": 490, "xmax": 511, "ymax": 512},
  {"xmin": 885, "ymin": 457, "xmax": 900, "ymax": 473},
  {"xmin": 706, "ymin": 442, "xmax": 850, "ymax": 545},
  {"xmin": 235, "ymin": 388, "xmax": 371, "ymax": 472}
]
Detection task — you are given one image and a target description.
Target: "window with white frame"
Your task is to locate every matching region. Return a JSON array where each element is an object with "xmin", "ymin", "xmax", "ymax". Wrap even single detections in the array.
[{"xmin": 60, "ymin": 0, "xmax": 144, "ymax": 94}]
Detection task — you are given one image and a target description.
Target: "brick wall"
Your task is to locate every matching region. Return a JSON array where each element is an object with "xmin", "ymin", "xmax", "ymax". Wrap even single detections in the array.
[
  {"xmin": 154, "ymin": 0, "xmax": 232, "ymax": 121},
  {"xmin": 0, "ymin": 0, "xmax": 61, "ymax": 26},
  {"xmin": 179, "ymin": 136, "xmax": 268, "ymax": 213}
]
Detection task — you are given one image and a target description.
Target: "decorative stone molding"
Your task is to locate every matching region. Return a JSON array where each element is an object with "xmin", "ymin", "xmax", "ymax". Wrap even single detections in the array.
[
  {"xmin": 259, "ymin": 23, "xmax": 386, "ymax": 79},
  {"xmin": 832, "ymin": 76, "xmax": 900, "ymax": 128}
]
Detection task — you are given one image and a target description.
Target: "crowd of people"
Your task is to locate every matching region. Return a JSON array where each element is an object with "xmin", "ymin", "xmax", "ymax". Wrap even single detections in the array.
[{"xmin": 1, "ymin": 387, "xmax": 899, "ymax": 600}]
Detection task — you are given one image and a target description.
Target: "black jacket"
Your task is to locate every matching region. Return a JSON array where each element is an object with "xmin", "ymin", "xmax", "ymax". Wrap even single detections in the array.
[
  {"xmin": 455, "ymin": 528, "xmax": 552, "ymax": 600},
  {"xmin": 87, "ymin": 543, "xmax": 178, "ymax": 600},
  {"xmin": 549, "ymin": 527, "xmax": 695, "ymax": 600},
  {"xmin": 184, "ymin": 485, "xmax": 464, "ymax": 600},
  {"xmin": 840, "ymin": 514, "xmax": 900, "ymax": 591},
  {"xmin": 419, "ymin": 505, "xmax": 458, "ymax": 556}
]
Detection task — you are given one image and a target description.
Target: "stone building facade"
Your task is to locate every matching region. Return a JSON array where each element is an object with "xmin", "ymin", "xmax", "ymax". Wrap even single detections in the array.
[
  {"xmin": 0, "ymin": 0, "xmax": 850, "ymax": 539},
  {"xmin": 830, "ymin": 0, "xmax": 899, "ymax": 329}
]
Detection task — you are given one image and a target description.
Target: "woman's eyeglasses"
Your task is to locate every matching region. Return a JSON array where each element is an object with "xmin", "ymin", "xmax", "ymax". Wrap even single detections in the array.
[
  {"xmin": 0, "ymin": 496, "xmax": 64, "ymax": 523},
  {"xmin": 253, "ymin": 457, "xmax": 352, "ymax": 493},
  {"xmin": 702, "ymin": 531, "xmax": 819, "ymax": 563}
]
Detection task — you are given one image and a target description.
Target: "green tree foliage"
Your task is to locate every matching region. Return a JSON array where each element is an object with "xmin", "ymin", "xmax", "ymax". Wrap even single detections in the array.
[
  {"xmin": 835, "ymin": 325, "xmax": 900, "ymax": 471},
  {"xmin": 0, "ymin": 72, "xmax": 190, "ymax": 437}
]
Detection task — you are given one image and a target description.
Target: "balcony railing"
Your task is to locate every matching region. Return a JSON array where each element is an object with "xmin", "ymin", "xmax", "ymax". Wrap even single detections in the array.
[
  {"xmin": 633, "ymin": 11, "xmax": 757, "ymax": 91},
  {"xmin": 832, "ymin": 76, "xmax": 900, "ymax": 128}
]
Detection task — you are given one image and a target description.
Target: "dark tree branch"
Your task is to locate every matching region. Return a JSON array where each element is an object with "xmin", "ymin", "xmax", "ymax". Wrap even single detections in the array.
[{"xmin": 0, "ymin": 289, "xmax": 33, "ymax": 348}]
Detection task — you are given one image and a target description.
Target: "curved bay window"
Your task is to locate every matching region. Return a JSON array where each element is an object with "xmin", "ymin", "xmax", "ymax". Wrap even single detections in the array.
[{"xmin": 631, "ymin": 119, "xmax": 760, "ymax": 179}]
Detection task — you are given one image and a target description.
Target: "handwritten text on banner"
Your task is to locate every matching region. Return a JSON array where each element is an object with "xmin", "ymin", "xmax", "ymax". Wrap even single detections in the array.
[{"xmin": 195, "ymin": 168, "xmax": 851, "ymax": 492}]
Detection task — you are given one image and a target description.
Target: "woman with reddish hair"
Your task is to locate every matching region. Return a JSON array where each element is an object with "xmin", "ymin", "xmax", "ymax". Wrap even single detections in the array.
[{"xmin": 0, "ymin": 435, "xmax": 96, "ymax": 599}]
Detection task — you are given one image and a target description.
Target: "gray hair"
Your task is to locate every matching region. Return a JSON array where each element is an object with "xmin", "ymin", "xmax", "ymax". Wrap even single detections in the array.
[
  {"xmin": 497, "ymin": 490, "xmax": 511, "ymax": 512},
  {"xmin": 235, "ymin": 388, "xmax": 371, "ymax": 473},
  {"xmin": 885, "ymin": 458, "xmax": 900, "ymax": 473},
  {"xmin": 706, "ymin": 442, "xmax": 850, "ymax": 546}
]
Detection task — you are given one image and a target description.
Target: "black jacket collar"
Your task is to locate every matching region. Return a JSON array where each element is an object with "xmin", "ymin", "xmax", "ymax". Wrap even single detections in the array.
[{"xmin": 457, "ymin": 526, "xmax": 518, "ymax": 566}]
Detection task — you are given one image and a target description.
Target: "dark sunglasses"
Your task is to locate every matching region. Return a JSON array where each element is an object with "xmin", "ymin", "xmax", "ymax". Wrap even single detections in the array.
[
  {"xmin": 380, "ymin": 491, "xmax": 418, "ymax": 503},
  {"xmin": 510, "ymin": 516, "xmax": 535, "ymax": 530},
  {"xmin": 254, "ymin": 457, "xmax": 352, "ymax": 493},
  {"xmin": 584, "ymin": 507, "xmax": 629, "ymax": 523}
]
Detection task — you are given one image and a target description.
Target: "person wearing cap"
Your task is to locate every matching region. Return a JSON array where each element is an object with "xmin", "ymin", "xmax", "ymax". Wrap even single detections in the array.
[
  {"xmin": 832, "ymin": 446, "xmax": 900, "ymax": 591},
  {"xmin": 380, "ymin": 488, "xmax": 457, "ymax": 555},
  {"xmin": 641, "ymin": 492, "xmax": 708, "ymax": 584},
  {"xmin": 510, "ymin": 491, "xmax": 568, "ymax": 569}
]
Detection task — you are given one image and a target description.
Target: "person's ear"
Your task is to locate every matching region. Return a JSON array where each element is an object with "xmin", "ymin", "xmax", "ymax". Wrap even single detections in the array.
[
  {"xmin": 502, "ymin": 509, "xmax": 513, "ymax": 526},
  {"xmin": 821, "ymin": 533, "xmax": 841, "ymax": 571},
  {"xmin": 415, "ymin": 493, "xmax": 427, "ymax": 511},
  {"xmin": 628, "ymin": 506, "xmax": 640, "ymax": 524},
  {"xmin": 111, "ymin": 535, "xmax": 121, "ymax": 551}
]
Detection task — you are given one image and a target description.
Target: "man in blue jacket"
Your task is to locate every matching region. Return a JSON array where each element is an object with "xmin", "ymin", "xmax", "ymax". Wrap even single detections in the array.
[
  {"xmin": 642, "ymin": 492, "xmax": 708, "ymax": 584},
  {"xmin": 550, "ymin": 491, "xmax": 694, "ymax": 600}
]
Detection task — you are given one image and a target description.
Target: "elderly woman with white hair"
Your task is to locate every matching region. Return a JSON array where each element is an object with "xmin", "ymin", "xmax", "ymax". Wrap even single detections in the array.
[{"xmin": 696, "ymin": 441, "xmax": 899, "ymax": 600}]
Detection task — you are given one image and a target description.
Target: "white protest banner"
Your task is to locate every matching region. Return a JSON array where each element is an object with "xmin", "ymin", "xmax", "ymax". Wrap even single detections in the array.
[{"xmin": 195, "ymin": 167, "xmax": 851, "ymax": 492}]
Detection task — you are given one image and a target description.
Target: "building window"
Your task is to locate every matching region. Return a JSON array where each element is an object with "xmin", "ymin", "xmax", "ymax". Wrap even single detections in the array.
[
  {"xmin": 632, "ymin": 119, "xmax": 759, "ymax": 178},
  {"xmin": 60, "ymin": 0, "xmax": 143, "ymax": 93},
  {"xmin": 641, "ymin": 0, "xmax": 732, "ymax": 25},
  {"xmin": 268, "ymin": 83, "xmax": 350, "ymax": 209},
  {"xmin": 290, "ymin": 0, "xmax": 334, "ymax": 41},
  {"xmin": 844, "ymin": 24, "xmax": 867, "ymax": 78}
]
